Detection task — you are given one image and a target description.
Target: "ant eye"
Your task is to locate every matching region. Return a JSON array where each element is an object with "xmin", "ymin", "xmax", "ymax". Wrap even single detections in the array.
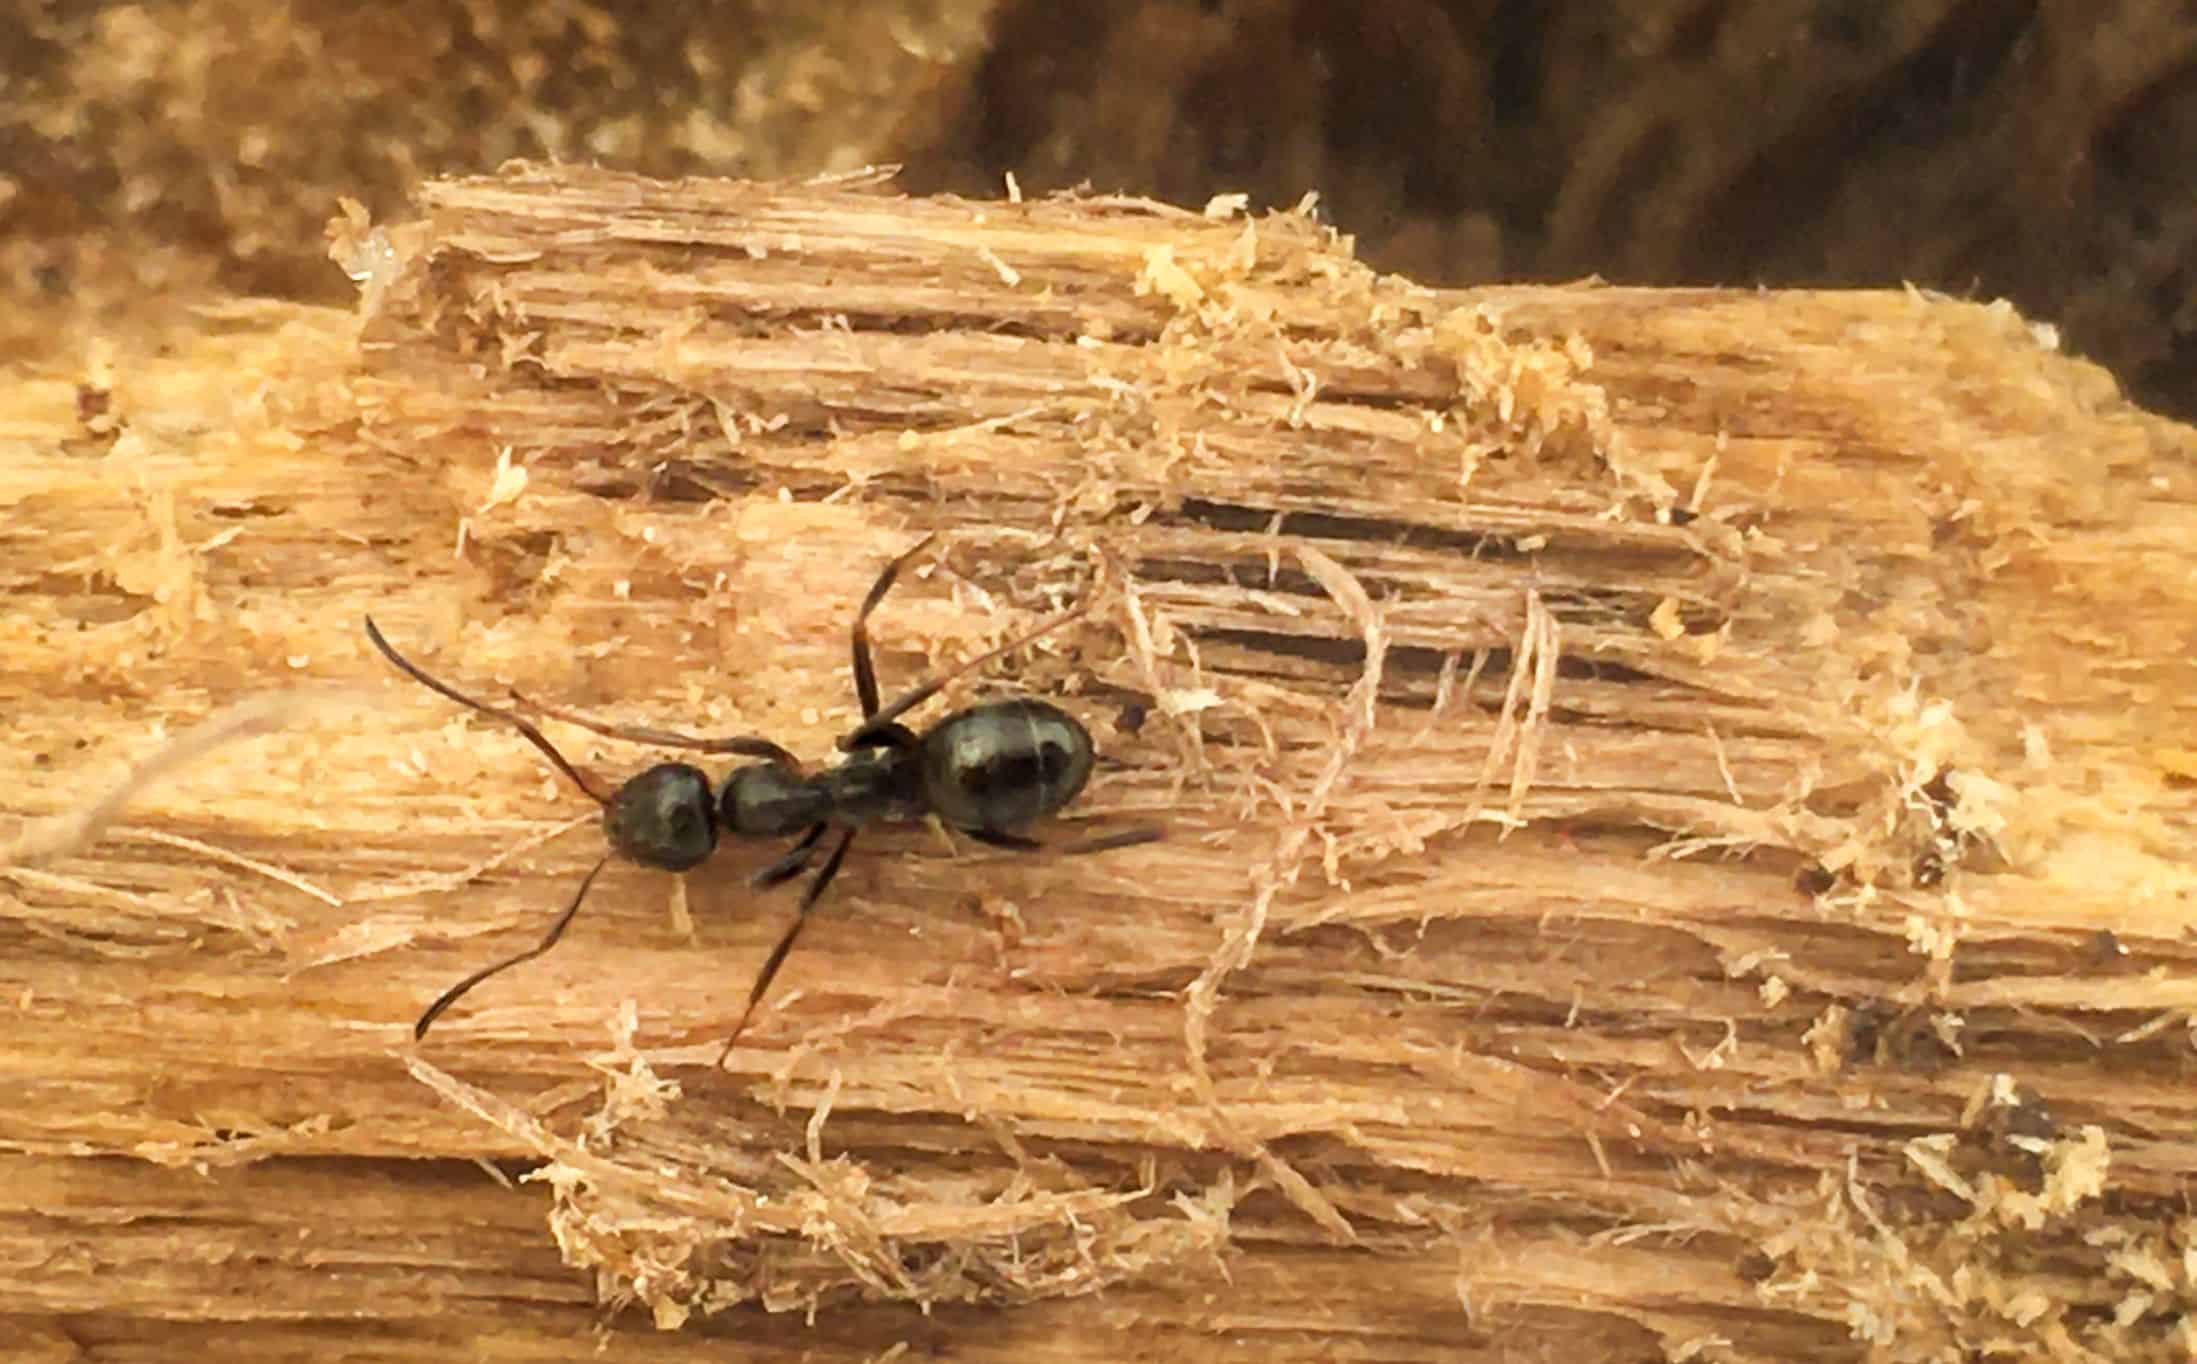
[{"xmin": 382, "ymin": 537, "xmax": 1154, "ymax": 1047}]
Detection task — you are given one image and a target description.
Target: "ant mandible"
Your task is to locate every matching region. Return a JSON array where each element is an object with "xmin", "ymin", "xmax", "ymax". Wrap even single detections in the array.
[{"xmin": 365, "ymin": 535, "xmax": 1159, "ymax": 1058}]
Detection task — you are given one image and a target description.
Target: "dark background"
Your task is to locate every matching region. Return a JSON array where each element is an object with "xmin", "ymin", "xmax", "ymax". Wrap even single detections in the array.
[{"xmin": 7, "ymin": 1, "xmax": 2191, "ymax": 422}]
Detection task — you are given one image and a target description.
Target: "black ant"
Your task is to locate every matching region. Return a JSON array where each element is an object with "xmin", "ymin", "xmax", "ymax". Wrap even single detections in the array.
[{"xmin": 364, "ymin": 536, "xmax": 1159, "ymax": 1058}]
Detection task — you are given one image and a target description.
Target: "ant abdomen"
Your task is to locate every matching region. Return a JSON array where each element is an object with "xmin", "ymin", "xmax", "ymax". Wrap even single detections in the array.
[
  {"xmin": 371, "ymin": 535, "xmax": 1159, "ymax": 1049},
  {"xmin": 921, "ymin": 699, "xmax": 1095, "ymax": 834}
]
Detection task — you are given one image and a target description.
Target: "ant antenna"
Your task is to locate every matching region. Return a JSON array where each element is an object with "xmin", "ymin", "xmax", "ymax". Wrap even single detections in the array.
[
  {"xmin": 364, "ymin": 616, "xmax": 610, "ymax": 806},
  {"xmin": 413, "ymin": 855, "xmax": 611, "ymax": 1037},
  {"xmin": 367, "ymin": 618, "xmax": 624, "ymax": 1038}
]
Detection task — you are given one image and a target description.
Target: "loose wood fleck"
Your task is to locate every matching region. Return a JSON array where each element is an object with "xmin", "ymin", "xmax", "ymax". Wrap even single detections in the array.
[{"xmin": 5, "ymin": 163, "xmax": 2196, "ymax": 1363}]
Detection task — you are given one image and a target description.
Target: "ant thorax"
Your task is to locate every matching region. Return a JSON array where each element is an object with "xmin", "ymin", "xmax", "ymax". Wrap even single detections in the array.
[{"xmin": 369, "ymin": 534, "xmax": 1158, "ymax": 1051}]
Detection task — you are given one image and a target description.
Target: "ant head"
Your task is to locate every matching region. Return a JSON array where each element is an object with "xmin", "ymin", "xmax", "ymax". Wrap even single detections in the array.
[{"xmin": 604, "ymin": 762, "xmax": 719, "ymax": 871}]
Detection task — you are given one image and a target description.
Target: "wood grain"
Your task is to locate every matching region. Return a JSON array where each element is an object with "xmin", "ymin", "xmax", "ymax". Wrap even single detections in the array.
[{"xmin": 6, "ymin": 163, "xmax": 2195, "ymax": 1362}]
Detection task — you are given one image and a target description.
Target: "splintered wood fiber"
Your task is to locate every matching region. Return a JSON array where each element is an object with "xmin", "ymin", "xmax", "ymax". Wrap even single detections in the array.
[{"xmin": 7, "ymin": 163, "xmax": 2197, "ymax": 1362}]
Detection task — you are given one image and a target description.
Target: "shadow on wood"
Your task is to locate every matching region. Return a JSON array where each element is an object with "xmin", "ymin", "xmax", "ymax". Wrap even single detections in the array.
[{"xmin": 5, "ymin": 164, "xmax": 2196, "ymax": 1362}]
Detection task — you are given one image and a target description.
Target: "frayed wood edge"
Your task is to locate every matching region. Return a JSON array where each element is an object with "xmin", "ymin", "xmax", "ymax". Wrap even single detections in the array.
[{"xmin": 1181, "ymin": 543, "xmax": 1386, "ymax": 1244}]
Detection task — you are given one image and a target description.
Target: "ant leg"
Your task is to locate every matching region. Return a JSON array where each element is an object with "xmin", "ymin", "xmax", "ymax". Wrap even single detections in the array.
[
  {"xmin": 414, "ymin": 855, "xmax": 611, "ymax": 1038},
  {"xmin": 509, "ymin": 690, "xmax": 798, "ymax": 766},
  {"xmin": 750, "ymin": 823, "xmax": 826, "ymax": 889},
  {"xmin": 1063, "ymin": 825, "xmax": 1167, "ymax": 854},
  {"xmin": 964, "ymin": 828, "xmax": 1041, "ymax": 852},
  {"xmin": 965, "ymin": 825, "xmax": 1166, "ymax": 855},
  {"xmin": 717, "ymin": 827, "xmax": 857, "ymax": 1066},
  {"xmin": 844, "ymin": 721, "xmax": 918, "ymax": 755},
  {"xmin": 842, "ymin": 605, "xmax": 1091, "ymax": 750},
  {"xmin": 851, "ymin": 534, "xmax": 940, "ymax": 719}
]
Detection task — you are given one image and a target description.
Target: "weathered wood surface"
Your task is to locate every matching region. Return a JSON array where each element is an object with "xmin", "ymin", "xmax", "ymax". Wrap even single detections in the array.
[{"xmin": 6, "ymin": 164, "xmax": 2197, "ymax": 1362}]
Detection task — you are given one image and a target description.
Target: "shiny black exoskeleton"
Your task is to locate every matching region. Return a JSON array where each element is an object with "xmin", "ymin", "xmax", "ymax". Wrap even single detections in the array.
[
  {"xmin": 611, "ymin": 695, "xmax": 1096, "ymax": 872},
  {"xmin": 364, "ymin": 536, "xmax": 1155, "ymax": 1053}
]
